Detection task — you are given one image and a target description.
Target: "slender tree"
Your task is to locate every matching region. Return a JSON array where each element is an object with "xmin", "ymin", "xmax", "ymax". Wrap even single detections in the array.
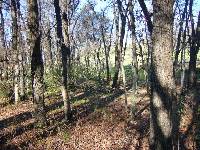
[
  {"xmin": 27, "ymin": 0, "xmax": 46, "ymax": 127},
  {"xmin": 0, "ymin": 1, "xmax": 6, "ymax": 79},
  {"xmin": 128, "ymin": 0, "xmax": 138, "ymax": 94},
  {"xmin": 54, "ymin": 0, "xmax": 71, "ymax": 121},
  {"xmin": 11, "ymin": 0, "xmax": 20, "ymax": 103},
  {"xmin": 112, "ymin": 0, "xmax": 126, "ymax": 87},
  {"xmin": 112, "ymin": 1, "xmax": 120, "ymax": 87},
  {"xmin": 188, "ymin": 0, "xmax": 199, "ymax": 87},
  {"xmin": 174, "ymin": 0, "xmax": 189, "ymax": 72}
]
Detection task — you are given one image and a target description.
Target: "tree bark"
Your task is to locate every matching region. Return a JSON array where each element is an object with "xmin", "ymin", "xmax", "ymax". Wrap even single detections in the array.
[
  {"xmin": 173, "ymin": 0, "xmax": 188, "ymax": 72},
  {"xmin": 101, "ymin": 24, "xmax": 110, "ymax": 83},
  {"xmin": 138, "ymin": 0, "xmax": 153, "ymax": 34},
  {"xmin": 0, "ymin": 1, "xmax": 6, "ymax": 80},
  {"xmin": 28, "ymin": 0, "xmax": 46, "ymax": 127},
  {"xmin": 150, "ymin": 0, "xmax": 176, "ymax": 149},
  {"xmin": 113, "ymin": 0, "xmax": 126, "ymax": 88},
  {"xmin": 188, "ymin": 0, "xmax": 199, "ymax": 87},
  {"xmin": 11, "ymin": 0, "xmax": 20, "ymax": 104},
  {"xmin": 54, "ymin": 0, "xmax": 71, "ymax": 121},
  {"xmin": 112, "ymin": 1, "xmax": 120, "ymax": 87},
  {"xmin": 128, "ymin": 0, "xmax": 138, "ymax": 93}
]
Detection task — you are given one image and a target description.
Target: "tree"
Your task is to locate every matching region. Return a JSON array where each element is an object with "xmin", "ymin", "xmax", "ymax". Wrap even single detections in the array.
[
  {"xmin": 27, "ymin": 0, "xmax": 46, "ymax": 127},
  {"xmin": 100, "ymin": 11, "xmax": 112, "ymax": 83},
  {"xmin": 173, "ymin": 0, "xmax": 189, "ymax": 73},
  {"xmin": 54, "ymin": 0, "xmax": 71, "ymax": 121},
  {"xmin": 188, "ymin": 0, "xmax": 199, "ymax": 87},
  {"xmin": 128, "ymin": 0, "xmax": 138, "ymax": 93},
  {"xmin": 112, "ymin": 0, "xmax": 126, "ymax": 88},
  {"xmin": 150, "ymin": 0, "xmax": 176, "ymax": 149},
  {"xmin": 11, "ymin": 0, "xmax": 20, "ymax": 103},
  {"xmin": 0, "ymin": 0, "xmax": 6, "ymax": 79}
]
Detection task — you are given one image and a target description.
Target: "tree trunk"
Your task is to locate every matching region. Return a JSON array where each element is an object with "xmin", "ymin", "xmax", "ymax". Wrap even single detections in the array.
[
  {"xmin": 138, "ymin": 0, "xmax": 153, "ymax": 34},
  {"xmin": 0, "ymin": 1, "xmax": 6, "ymax": 80},
  {"xmin": 150, "ymin": 0, "xmax": 176, "ymax": 149},
  {"xmin": 101, "ymin": 25, "xmax": 110, "ymax": 83},
  {"xmin": 113, "ymin": 0, "xmax": 126, "ymax": 88},
  {"xmin": 112, "ymin": 1, "xmax": 120, "ymax": 87},
  {"xmin": 180, "ymin": 10, "xmax": 189, "ymax": 90},
  {"xmin": 43, "ymin": 15, "xmax": 53, "ymax": 71},
  {"xmin": 11, "ymin": 0, "xmax": 20, "ymax": 104},
  {"xmin": 188, "ymin": 2, "xmax": 199, "ymax": 87},
  {"xmin": 28, "ymin": 0, "xmax": 46, "ymax": 127},
  {"xmin": 197, "ymin": 12, "xmax": 200, "ymax": 51},
  {"xmin": 173, "ymin": 0, "xmax": 188, "ymax": 73},
  {"xmin": 54, "ymin": 0, "xmax": 71, "ymax": 121},
  {"xmin": 15, "ymin": 0, "xmax": 26, "ymax": 101},
  {"xmin": 128, "ymin": 0, "xmax": 138, "ymax": 93}
]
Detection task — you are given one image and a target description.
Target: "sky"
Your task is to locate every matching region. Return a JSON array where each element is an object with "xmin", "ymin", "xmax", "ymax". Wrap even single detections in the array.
[
  {"xmin": 1, "ymin": 0, "xmax": 200, "ymax": 41},
  {"xmin": 80, "ymin": 0, "xmax": 200, "ymax": 21}
]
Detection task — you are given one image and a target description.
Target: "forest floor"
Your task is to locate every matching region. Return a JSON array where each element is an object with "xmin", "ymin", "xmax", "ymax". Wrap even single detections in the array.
[{"xmin": 0, "ymin": 81, "xmax": 200, "ymax": 150}]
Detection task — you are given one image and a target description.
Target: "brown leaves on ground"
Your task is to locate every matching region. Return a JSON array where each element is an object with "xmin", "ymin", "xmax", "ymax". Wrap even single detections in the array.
[{"xmin": 0, "ymin": 84, "xmax": 199, "ymax": 149}]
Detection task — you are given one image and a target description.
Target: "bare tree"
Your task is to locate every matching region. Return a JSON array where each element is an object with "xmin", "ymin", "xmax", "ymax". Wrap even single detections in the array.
[
  {"xmin": 128, "ymin": 0, "xmax": 138, "ymax": 93},
  {"xmin": 0, "ymin": 0, "xmax": 6, "ymax": 79},
  {"xmin": 11, "ymin": 0, "xmax": 19, "ymax": 103},
  {"xmin": 188, "ymin": 0, "xmax": 199, "ymax": 87},
  {"xmin": 27, "ymin": 0, "xmax": 46, "ymax": 127},
  {"xmin": 112, "ymin": 0, "xmax": 126, "ymax": 88},
  {"xmin": 54, "ymin": 0, "xmax": 71, "ymax": 121}
]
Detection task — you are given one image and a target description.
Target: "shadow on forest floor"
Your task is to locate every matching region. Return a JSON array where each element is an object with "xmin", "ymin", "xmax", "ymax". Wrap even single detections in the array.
[{"xmin": 0, "ymin": 83, "xmax": 134, "ymax": 149}]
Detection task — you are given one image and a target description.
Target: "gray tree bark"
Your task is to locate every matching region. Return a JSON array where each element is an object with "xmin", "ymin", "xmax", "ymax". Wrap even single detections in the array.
[
  {"xmin": 11, "ymin": 0, "xmax": 20, "ymax": 104},
  {"xmin": 128, "ymin": 0, "xmax": 138, "ymax": 93},
  {"xmin": 0, "ymin": 1, "xmax": 6, "ymax": 80},
  {"xmin": 150, "ymin": 0, "xmax": 176, "ymax": 149}
]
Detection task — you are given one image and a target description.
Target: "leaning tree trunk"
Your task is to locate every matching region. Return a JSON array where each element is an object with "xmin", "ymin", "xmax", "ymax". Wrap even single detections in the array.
[
  {"xmin": 197, "ymin": 12, "xmax": 200, "ymax": 53},
  {"xmin": 27, "ymin": 0, "xmax": 46, "ymax": 127},
  {"xmin": 150, "ymin": 0, "xmax": 176, "ymax": 149}
]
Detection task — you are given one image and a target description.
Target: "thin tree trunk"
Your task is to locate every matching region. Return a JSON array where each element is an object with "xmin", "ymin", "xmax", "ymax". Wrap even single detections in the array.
[
  {"xmin": 54, "ymin": 0, "xmax": 71, "ymax": 121},
  {"xmin": 112, "ymin": 1, "xmax": 120, "ymax": 87},
  {"xmin": 180, "ymin": 11, "xmax": 189, "ymax": 90},
  {"xmin": 43, "ymin": 15, "xmax": 53, "ymax": 71},
  {"xmin": 174, "ymin": 0, "xmax": 188, "ymax": 73},
  {"xmin": 128, "ymin": 0, "xmax": 138, "ymax": 93},
  {"xmin": 113, "ymin": 0, "xmax": 126, "ymax": 88},
  {"xmin": 188, "ymin": 0, "xmax": 198, "ymax": 87},
  {"xmin": 28, "ymin": 0, "xmax": 46, "ymax": 127},
  {"xmin": 101, "ymin": 25, "xmax": 110, "ymax": 83},
  {"xmin": 16, "ymin": 0, "xmax": 26, "ymax": 101},
  {"xmin": 0, "ymin": 1, "xmax": 6, "ymax": 80},
  {"xmin": 11, "ymin": 0, "xmax": 20, "ymax": 104},
  {"xmin": 138, "ymin": 0, "xmax": 153, "ymax": 94},
  {"xmin": 138, "ymin": 0, "xmax": 153, "ymax": 34}
]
